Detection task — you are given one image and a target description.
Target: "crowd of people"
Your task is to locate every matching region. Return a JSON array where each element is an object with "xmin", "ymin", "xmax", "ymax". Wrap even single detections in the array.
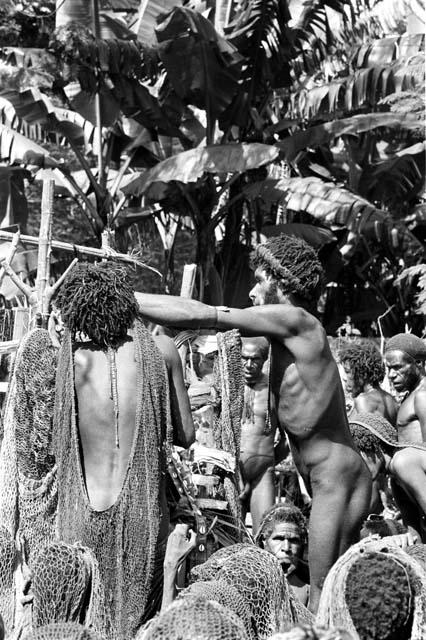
[{"xmin": 0, "ymin": 233, "xmax": 425, "ymax": 639}]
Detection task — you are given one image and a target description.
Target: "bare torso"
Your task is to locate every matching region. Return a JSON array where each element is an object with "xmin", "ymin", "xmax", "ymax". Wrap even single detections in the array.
[
  {"xmin": 269, "ymin": 327, "xmax": 365, "ymax": 486},
  {"xmin": 397, "ymin": 382, "xmax": 426, "ymax": 443},
  {"xmin": 240, "ymin": 374, "xmax": 274, "ymax": 482}
]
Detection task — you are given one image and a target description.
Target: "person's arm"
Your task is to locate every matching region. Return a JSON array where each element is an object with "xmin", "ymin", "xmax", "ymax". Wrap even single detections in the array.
[
  {"xmin": 274, "ymin": 428, "xmax": 290, "ymax": 465},
  {"xmin": 414, "ymin": 389, "xmax": 426, "ymax": 441},
  {"xmin": 161, "ymin": 524, "xmax": 197, "ymax": 611},
  {"xmin": 136, "ymin": 293, "xmax": 311, "ymax": 340},
  {"xmin": 155, "ymin": 335, "xmax": 195, "ymax": 448}
]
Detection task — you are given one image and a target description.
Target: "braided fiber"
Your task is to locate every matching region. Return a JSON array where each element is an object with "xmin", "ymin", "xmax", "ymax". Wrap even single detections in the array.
[
  {"xmin": 27, "ymin": 622, "xmax": 104, "ymax": 640},
  {"xmin": 251, "ymin": 235, "xmax": 324, "ymax": 304},
  {"xmin": 316, "ymin": 537, "xmax": 426, "ymax": 639},
  {"xmin": 54, "ymin": 320, "xmax": 169, "ymax": 640},
  {"xmin": 54, "ymin": 262, "xmax": 138, "ymax": 350}
]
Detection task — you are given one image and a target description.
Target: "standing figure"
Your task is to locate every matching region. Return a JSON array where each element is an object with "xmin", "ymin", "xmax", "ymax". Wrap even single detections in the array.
[
  {"xmin": 338, "ymin": 341, "xmax": 397, "ymax": 425},
  {"xmin": 135, "ymin": 234, "xmax": 372, "ymax": 613},
  {"xmin": 52, "ymin": 262, "xmax": 194, "ymax": 640},
  {"xmin": 239, "ymin": 336, "xmax": 281, "ymax": 533},
  {"xmin": 384, "ymin": 333, "xmax": 426, "ymax": 443}
]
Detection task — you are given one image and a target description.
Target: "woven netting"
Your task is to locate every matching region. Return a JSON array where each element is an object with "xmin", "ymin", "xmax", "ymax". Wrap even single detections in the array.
[
  {"xmin": 26, "ymin": 622, "xmax": 104, "ymax": 640},
  {"xmin": 54, "ymin": 320, "xmax": 170, "ymax": 640},
  {"xmin": 191, "ymin": 544, "xmax": 312, "ymax": 638},
  {"xmin": 31, "ymin": 541, "xmax": 104, "ymax": 631},
  {"xmin": 0, "ymin": 330, "xmax": 57, "ymax": 555},
  {"xmin": 212, "ymin": 330, "xmax": 244, "ymax": 537},
  {"xmin": 0, "ymin": 526, "xmax": 15, "ymax": 635},
  {"xmin": 137, "ymin": 597, "xmax": 248, "ymax": 640},
  {"xmin": 316, "ymin": 537, "xmax": 426, "ymax": 639},
  {"xmin": 190, "ymin": 543, "xmax": 253, "ymax": 582},
  {"xmin": 177, "ymin": 579, "xmax": 256, "ymax": 639},
  {"xmin": 269, "ymin": 625, "xmax": 356, "ymax": 639}
]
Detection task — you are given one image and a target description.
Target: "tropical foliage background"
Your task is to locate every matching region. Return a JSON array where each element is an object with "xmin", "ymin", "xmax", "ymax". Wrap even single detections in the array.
[{"xmin": 0, "ymin": 0, "xmax": 424, "ymax": 335}]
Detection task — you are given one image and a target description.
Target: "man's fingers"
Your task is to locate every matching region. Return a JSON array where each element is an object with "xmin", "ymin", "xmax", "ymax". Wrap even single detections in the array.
[
  {"xmin": 174, "ymin": 523, "xmax": 190, "ymax": 537},
  {"xmin": 188, "ymin": 529, "xmax": 197, "ymax": 549}
]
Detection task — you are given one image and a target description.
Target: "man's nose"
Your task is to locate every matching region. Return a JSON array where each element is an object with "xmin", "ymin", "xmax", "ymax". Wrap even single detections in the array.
[
  {"xmin": 282, "ymin": 539, "xmax": 291, "ymax": 551},
  {"xmin": 249, "ymin": 285, "xmax": 256, "ymax": 300}
]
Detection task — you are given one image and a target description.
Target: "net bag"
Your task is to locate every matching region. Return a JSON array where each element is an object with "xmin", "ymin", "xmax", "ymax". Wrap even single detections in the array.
[
  {"xmin": 137, "ymin": 597, "xmax": 247, "ymax": 640},
  {"xmin": 30, "ymin": 541, "xmax": 104, "ymax": 632},
  {"xmin": 26, "ymin": 622, "xmax": 105, "ymax": 640},
  {"xmin": 269, "ymin": 625, "xmax": 357, "ymax": 639},
  {"xmin": 54, "ymin": 320, "xmax": 170, "ymax": 640},
  {"xmin": 177, "ymin": 579, "xmax": 256, "ymax": 639},
  {"xmin": 0, "ymin": 526, "xmax": 15, "ymax": 636},
  {"xmin": 316, "ymin": 537, "xmax": 426, "ymax": 639}
]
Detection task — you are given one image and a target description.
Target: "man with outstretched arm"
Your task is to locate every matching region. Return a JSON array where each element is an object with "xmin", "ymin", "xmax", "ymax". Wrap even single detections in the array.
[{"xmin": 136, "ymin": 234, "xmax": 372, "ymax": 613}]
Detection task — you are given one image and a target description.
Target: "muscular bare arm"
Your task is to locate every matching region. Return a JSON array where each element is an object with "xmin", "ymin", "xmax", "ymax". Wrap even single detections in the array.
[
  {"xmin": 414, "ymin": 388, "xmax": 426, "ymax": 441},
  {"xmin": 136, "ymin": 293, "xmax": 316, "ymax": 342},
  {"xmin": 154, "ymin": 335, "xmax": 195, "ymax": 448}
]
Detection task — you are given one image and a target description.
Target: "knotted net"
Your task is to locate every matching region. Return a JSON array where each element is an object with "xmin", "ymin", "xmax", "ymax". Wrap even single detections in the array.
[
  {"xmin": 26, "ymin": 622, "xmax": 104, "ymax": 640},
  {"xmin": 316, "ymin": 537, "xmax": 426, "ymax": 639},
  {"xmin": 0, "ymin": 329, "xmax": 57, "ymax": 556},
  {"xmin": 0, "ymin": 329, "xmax": 58, "ymax": 637},
  {"xmin": 191, "ymin": 544, "xmax": 312, "ymax": 638},
  {"xmin": 269, "ymin": 625, "xmax": 356, "ymax": 639},
  {"xmin": 31, "ymin": 541, "xmax": 104, "ymax": 631},
  {"xmin": 0, "ymin": 526, "xmax": 15, "ymax": 635},
  {"xmin": 138, "ymin": 597, "xmax": 247, "ymax": 640},
  {"xmin": 54, "ymin": 320, "xmax": 170, "ymax": 640},
  {"xmin": 177, "ymin": 579, "xmax": 256, "ymax": 639},
  {"xmin": 213, "ymin": 330, "xmax": 244, "ymax": 536}
]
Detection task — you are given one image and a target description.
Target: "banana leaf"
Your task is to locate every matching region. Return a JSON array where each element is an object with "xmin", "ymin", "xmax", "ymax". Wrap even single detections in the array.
[
  {"xmin": 0, "ymin": 124, "xmax": 60, "ymax": 168},
  {"xmin": 121, "ymin": 142, "xmax": 279, "ymax": 198},
  {"xmin": 155, "ymin": 7, "xmax": 243, "ymax": 131},
  {"xmin": 276, "ymin": 113, "xmax": 424, "ymax": 161}
]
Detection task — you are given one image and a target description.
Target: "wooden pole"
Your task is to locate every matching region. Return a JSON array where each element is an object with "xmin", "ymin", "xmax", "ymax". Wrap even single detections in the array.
[
  {"xmin": 36, "ymin": 179, "xmax": 54, "ymax": 319},
  {"xmin": 0, "ymin": 230, "xmax": 161, "ymax": 275}
]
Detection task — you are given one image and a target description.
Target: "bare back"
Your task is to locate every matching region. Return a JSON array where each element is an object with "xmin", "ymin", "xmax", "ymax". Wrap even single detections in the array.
[
  {"xmin": 354, "ymin": 388, "xmax": 398, "ymax": 426},
  {"xmin": 74, "ymin": 337, "xmax": 149, "ymax": 511},
  {"xmin": 74, "ymin": 332, "xmax": 194, "ymax": 513}
]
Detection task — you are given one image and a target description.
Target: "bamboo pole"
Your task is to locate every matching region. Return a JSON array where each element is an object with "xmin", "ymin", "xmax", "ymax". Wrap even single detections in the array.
[
  {"xmin": 0, "ymin": 230, "xmax": 20, "ymax": 287},
  {"xmin": 0, "ymin": 230, "xmax": 161, "ymax": 275},
  {"xmin": 36, "ymin": 179, "xmax": 54, "ymax": 319}
]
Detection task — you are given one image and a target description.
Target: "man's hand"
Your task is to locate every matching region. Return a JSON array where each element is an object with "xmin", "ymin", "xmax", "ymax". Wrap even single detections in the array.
[{"xmin": 164, "ymin": 524, "xmax": 197, "ymax": 570}]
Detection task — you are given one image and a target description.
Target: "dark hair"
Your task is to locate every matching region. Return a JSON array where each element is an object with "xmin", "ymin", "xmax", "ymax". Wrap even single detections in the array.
[
  {"xmin": 241, "ymin": 337, "xmax": 269, "ymax": 360},
  {"xmin": 360, "ymin": 517, "xmax": 407, "ymax": 539},
  {"xmin": 251, "ymin": 234, "xmax": 324, "ymax": 305},
  {"xmin": 54, "ymin": 261, "xmax": 138, "ymax": 349},
  {"xmin": 337, "ymin": 342, "xmax": 385, "ymax": 387},
  {"xmin": 349, "ymin": 423, "xmax": 394, "ymax": 463},
  {"xmin": 346, "ymin": 552, "xmax": 413, "ymax": 640},
  {"xmin": 256, "ymin": 502, "xmax": 308, "ymax": 545}
]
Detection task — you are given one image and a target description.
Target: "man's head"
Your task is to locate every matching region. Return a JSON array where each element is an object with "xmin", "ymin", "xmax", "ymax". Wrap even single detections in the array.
[
  {"xmin": 384, "ymin": 333, "xmax": 426, "ymax": 394},
  {"xmin": 256, "ymin": 503, "xmax": 307, "ymax": 576},
  {"xmin": 349, "ymin": 413, "xmax": 397, "ymax": 477},
  {"xmin": 54, "ymin": 261, "xmax": 138, "ymax": 350},
  {"xmin": 241, "ymin": 337, "xmax": 269, "ymax": 385},
  {"xmin": 249, "ymin": 235, "xmax": 324, "ymax": 309},
  {"xmin": 337, "ymin": 342, "xmax": 385, "ymax": 397}
]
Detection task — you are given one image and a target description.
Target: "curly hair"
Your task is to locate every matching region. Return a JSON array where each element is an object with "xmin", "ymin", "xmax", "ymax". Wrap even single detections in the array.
[
  {"xmin": 54, "ymin": 261, "xmax": 139, "ymax": 350},
  {"xmin": 345, "ymin": 552, "xmax": 413, "ymax": 640},
  {"xmin": 337, "ymin": 342, "xmax": 385, "ymax": 387},
  {"xmin": 251, "ymin": 235, "xmax": 324, "ymax": 305},
  {"xmin": 256, "ymin": 502, "xmax": 308, "ymax": 545}
]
